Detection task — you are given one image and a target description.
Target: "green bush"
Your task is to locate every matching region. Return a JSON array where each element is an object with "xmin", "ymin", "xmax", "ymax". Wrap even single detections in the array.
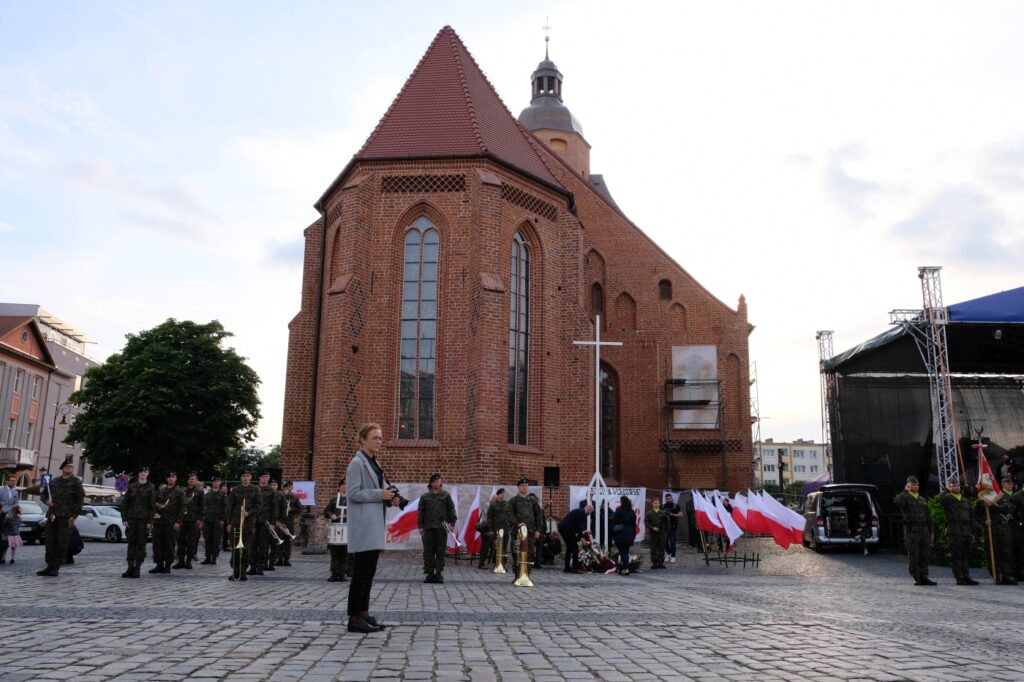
[{"xmin": 927, "ymin": 498, "xmax": 990, "ymax": 570}]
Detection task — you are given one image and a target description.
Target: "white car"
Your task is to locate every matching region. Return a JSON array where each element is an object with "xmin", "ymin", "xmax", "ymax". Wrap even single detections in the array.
[{"xmin": 77, "ymin": 505, "xmax": 127, "ymax": 542}]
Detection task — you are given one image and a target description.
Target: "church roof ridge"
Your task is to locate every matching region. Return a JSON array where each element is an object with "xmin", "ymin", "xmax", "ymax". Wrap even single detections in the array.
[{"xmin": 352, "ymin": 26, "xmax": 565, "ymax": 193}]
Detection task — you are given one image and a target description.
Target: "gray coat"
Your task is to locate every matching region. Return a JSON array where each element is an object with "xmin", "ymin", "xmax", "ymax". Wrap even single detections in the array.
[{"xmin": 345, "ymin": 450, "xmax": 388, "ymax": 553}]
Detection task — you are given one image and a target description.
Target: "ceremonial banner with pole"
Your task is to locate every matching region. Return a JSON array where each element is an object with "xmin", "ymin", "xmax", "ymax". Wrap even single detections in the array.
[
  {"xmin": 573, "ymin": 314, "xmax": 622, "ymax": 550},
  {"xmin": 973, "ymin": 439, "xmax": 1000, "ymax": 582}
]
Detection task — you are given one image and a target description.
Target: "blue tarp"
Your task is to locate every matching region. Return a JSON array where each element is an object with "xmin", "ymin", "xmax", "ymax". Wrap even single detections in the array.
[{"xmin": 949, "ymin": 286, "xmax": 1024, "ymax": 323}]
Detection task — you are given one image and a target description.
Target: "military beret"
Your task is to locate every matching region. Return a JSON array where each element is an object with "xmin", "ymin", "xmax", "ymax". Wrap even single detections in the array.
[
  {"xmin": 495, "ymin": 487, "xmax": 505, "ymax": 495},
  {"xmin": 429, "ymin": 473, "xmax": 441, "ymax": 483},
  {"xmin": 60, "ymin": 456, "xmax": 74, "ymax": 469},
  {"xmin": 211, "ymin": 475, "xmax": 221, "ymax": 481},
  {"xmin": 259, "ymin": 470, "xmax": 271, "ymax": 476},
  {"xmin": 137, "ymin": 466, "xmax": 150, "ymax": 473},
  {"xmin": 240, "ymin": 468, "xmax": 252, "ymax": 475},
  {"xmin": 517, "ymin": 475, "xmax": 529, "ymax": 485},
  {"xmin": 283, "ymin": 481, "xmax": 293, "ymax": 487},
  {"xmin": 906, "ymin": 475, "xmax": 919, "ymax": 483},
  {"xmin": 166, "ymin": 470, "xmax": 177, "ymax": 477}
]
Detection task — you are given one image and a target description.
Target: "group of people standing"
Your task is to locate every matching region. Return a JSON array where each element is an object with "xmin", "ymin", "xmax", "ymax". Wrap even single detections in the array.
[
  {"xmin": 118, "ymin": 465, "xmax": 300, "ymax": 580},
  {"xmin": 894, "ymin": 474, "xmax": 1024, "ymax": 585}
]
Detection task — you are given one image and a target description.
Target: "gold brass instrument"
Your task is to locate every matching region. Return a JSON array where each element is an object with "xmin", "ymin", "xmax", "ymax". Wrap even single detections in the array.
[
  {"xmin": 234, "ymin": 500, "xmax": 246, "ymax": 550},
  {"xmin": 513, "ymin": 523, "xmax": 534, "ymax": 587},
  {"xmin": 265, "ymin": 521, "xmax": 285, "ymax": 545},
  {"xmin": 442, "ymin": 521, "xmax": 465, "ymax": 550},
  {"xmin": 275, "ymin": 522, "xmax": 296, "ymax": 540},
  {"xmin": 492, "ymin": 528, "xmax": 507, "ymax": 574}
]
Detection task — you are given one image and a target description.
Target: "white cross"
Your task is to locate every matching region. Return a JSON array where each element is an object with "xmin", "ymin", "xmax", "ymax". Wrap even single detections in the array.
[{"xmin": 574, "ymin": 315, "xmax": 622, "ymax": 548}]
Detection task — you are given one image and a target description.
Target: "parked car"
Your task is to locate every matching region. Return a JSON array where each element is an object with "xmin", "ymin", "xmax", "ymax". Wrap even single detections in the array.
[
  {"xmin": 802, "ymin": 484, "xmax": 881, "ymax": 552},
  {"xmin": 76, "ymin": 504, "xmax": 127, "ymax": 542},
  {"xmin": 17, "ymin": 499, "xmax": 48, "ymax": 544}
]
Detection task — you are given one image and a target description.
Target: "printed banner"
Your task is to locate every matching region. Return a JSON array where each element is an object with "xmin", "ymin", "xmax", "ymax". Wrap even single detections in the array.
[{"xmin": 291, "ymin": 481, "xmax": 316, "ymax": 506}]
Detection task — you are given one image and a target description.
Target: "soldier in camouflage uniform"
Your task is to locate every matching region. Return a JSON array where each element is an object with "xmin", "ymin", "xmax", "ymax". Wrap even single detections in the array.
[
  {"xmin": 510, "ymin": 476, "xmax": 543, "ymax": 573},
  {"xmin": 975, "ymin": 478, "xmax": 1019, "ymax": 585},
  {"xmin": 418, "ymin": 473, "xmax": 457, "ymax": 584},
  {"xmin": 226, "ymin": 469, "xmax": 261, "ymax": 581},
  {"xmin": 278, "ymin": 481, "xmax": 300, "ymax": 567},
  {"xmin": 121, "ymin": 466, "xmax": 155, "ymax": 578},
  {"xmin": 893, "ymin": 475, "xmax": 935, "ymax": 585},
  {"xmin": 481, "ymin": 485, "xmax": 509, "ymax": 565},
  {"xmin": 645, "ymin": 497, "xmax": 670, "ymax": 569},
  {"xmin": 269, "ymin": 480, "xmax": 287, "ymax": 567},
  {"xmin": 149, "ymin": 472, "xmax": 184, "ymax": 574},
  {"xmin": 200, "ymin": 477, "xmax": 227, "ymax": 565},
  {"xmin": 477, "ymin": 488, "xmax": 506, "ymax": 568},
  {"xmin": 1009, "ymin": 478, "xmax": 1024, "ymax": 581},
  {"xmin": 36, "ymin": 456, "xmax": 85, "ymax": 577},
  {"xmin": 324, "ymin": 479, "xmax": 349, "ymax": 582},
  {"xmin": 174, "ymin": 472, "xmax": 205, "ymax": 569},
  {"xmin": 936, "ymin": 479, "xmax": 978, "ymax": 585},
  {"xmin": 254, "ymin": 471, "xmax": 279, "ymax": 574}
]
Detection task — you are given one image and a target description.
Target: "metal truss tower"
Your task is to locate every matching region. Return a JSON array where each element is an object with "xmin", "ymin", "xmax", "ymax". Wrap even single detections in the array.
[
  {"xmin": 815, "ymin": 330, "xmax": 835, "ymax": 477},
  {"xmin": 889, "ymin": 266, "xmax": 962, "ymax": 485},
  {"xmin": 749, "ymin": 361, "xmax": 762, "ymax": 481}
]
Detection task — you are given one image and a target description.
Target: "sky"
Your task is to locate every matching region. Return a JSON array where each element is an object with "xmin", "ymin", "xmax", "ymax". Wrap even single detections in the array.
[{"xmin": 2, "ymin": 1, "xmax": 1023, "ymax": 449}]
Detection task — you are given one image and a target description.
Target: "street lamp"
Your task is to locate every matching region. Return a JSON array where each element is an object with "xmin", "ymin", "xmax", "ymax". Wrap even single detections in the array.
[{"xmin": 45, "ymin": 402, "xmax": 73, "ymax": 476}]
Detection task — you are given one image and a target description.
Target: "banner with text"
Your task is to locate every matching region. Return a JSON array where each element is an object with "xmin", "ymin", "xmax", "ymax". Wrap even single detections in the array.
[{"xmin": 569, "ymin": 486, "xmax": 646, "ymax": 543}]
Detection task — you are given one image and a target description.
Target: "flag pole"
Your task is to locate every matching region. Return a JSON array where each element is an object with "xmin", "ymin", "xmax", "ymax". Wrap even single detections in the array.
[{"xmin": 985, "ymin": 505, "xmax": 997, "ymax": 583}]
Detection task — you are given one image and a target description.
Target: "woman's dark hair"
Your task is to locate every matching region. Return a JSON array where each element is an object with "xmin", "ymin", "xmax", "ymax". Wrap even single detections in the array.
[{"xmin": 620, "ymin": 495, "xmax": 631, "ymax": 509}]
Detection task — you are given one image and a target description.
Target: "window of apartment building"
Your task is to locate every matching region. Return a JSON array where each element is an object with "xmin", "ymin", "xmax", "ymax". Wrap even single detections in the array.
[
  {"xmin": 793, "ymin": 449, "xmax": 804, "ymax": 458},
  {"xmin": 5, "ymin": 418, "xmax": 14, "ymax": 446},
  {"xmin": 13, "ymin": 370, "xmax": 23, "ymax": 394},
  {"xmin": 810, "ymin": 465, "xmax": 819, "ymax": 473},
  {"xmin": 22, "ymin": 422, "xmax": 33, "ymax": 449},
  {"xmin": 794, "ymin": 465, "xmax": 806, "ymax": 473},
  {"xmin": 760, "ymin": 448, "xmax": 775, "ymax": 459},
  {"xmin": 31, "ymin": 375, "xmax": 41, "ymax": 399},
  {"xmin": 763, "ymin": 464, "xmax": 776, "ymax": 473}
]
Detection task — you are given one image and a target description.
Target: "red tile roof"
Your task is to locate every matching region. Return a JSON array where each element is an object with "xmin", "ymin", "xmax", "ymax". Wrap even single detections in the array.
[{"xmin": 356, "ymin": 26, "xmax": 565, "ymax": 192}]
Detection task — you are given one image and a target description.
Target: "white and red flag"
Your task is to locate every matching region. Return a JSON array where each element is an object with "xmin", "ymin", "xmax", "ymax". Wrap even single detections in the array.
[
  {"xmin": 692, "ymin": 490, "xmax": 723, "ymax": 534},
  {"xmin": 459, "ymin": 486, "xmax": 483, "ymax": 555},
  {"xmin": 447, "ymin": 486, "xmax": 461, "ymax": 554},
  {"xmin": 386, "ymin": 495, "xmax": 421, "ymax": 542},
  {"xmin": 744, "ymin": 490, "xmax": 769, "ymax": 535},
  {"xmin": 714, "ymin": 494, "xmax": 744, "ymax": 552},
  {"xmin": 975, "ymin": 444, "xmax": 1001, "ymax": 503},
  {"xmin": 759, "ymin": 491, "xmax": 806, "ymax": 549},
  {"xmin": 730, "ymin": 492, "xmax": 748, "ymax": 531}
]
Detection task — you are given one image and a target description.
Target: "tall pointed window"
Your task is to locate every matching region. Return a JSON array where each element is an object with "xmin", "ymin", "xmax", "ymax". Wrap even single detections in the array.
[
  {"xmin": 399, "ymin": 217, "xmax": 438, "ymax": 440},
  {"xmin": 508, "ymin": 232, "xmax": 530, "ymax": 444}
]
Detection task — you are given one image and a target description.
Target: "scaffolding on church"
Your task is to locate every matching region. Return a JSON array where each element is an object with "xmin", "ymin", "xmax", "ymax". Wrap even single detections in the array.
[{"xmin": 660, "ymin": 379, "xmax": 740, "ymax": 490}]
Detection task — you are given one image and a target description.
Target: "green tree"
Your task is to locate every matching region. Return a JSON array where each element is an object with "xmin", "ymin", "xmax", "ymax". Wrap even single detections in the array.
[
  {"xmin": 218, "ymin": 444, "xmax": 279, "ymax": 480},
  {"xmin": 67, "ymin": 319, "xmax": 261, "ymax": 479}
]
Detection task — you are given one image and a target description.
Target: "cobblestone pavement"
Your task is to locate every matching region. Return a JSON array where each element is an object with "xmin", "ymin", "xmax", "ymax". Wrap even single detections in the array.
[{"xmin": 1, "ymin": 539, "xmax": 1021, "ymax": 681}]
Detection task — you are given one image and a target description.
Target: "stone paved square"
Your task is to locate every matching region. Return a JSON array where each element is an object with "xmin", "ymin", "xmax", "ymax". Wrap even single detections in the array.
[{"xmin": 1, "ymin": 540, "xmax": 1021, "ymax": 681}]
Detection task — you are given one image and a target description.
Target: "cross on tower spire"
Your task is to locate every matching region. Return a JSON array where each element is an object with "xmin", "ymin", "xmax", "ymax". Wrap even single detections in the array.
[{"xmin": 542, "ymin": 17, "xmax": 551, "ymax": 58}]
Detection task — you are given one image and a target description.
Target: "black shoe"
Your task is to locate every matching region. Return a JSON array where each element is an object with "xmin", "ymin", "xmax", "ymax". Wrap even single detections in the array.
[
  {"xmin": 149, "ymin": 565, "xmax": 163, "ymax": 574},
  {"xmin": 328, "ymin": 575, "xmax": 341, "ymax": 582},
  {"xmin": 964, "ymin": 578, "xmax": 979, "ymax": 585},
  {"xmin": 265, "ymin": 564, "xmax": 275, "ymax": 571},
  {"xmin": 364, "ymin": 615, "xmax": 386, "ymax": 630},
  {"xmin": 921, "ymin": 578, "xmax": 937, "ymax": 586},
  {"xmin": 36, "ymin": 566, "xmax": 54, "ymax": 576},
  {"xmin": 121, "ymin": 567, "xmax": 133, "ymax": 578},
  {"xmin": 247, "ymin": 568, "xmax": 258, "ymax": 576},
  {"xmin": 171, "ymin": 562, "xmax": 186, "ymax": 569},
  {"xmin": 162, "ymin": 565, "xmax": 172, "ymax": 573},
  {"xmin": 435, "ymin": 573, "xmax": 444, "ymax": 583},
  {"xmin": 200, "ymin": 558, "xmax": 213, "ymax": 565},
  {"xmin": 282, "ymin": 560, "xmax": 291, "ymax": 566},
  {"xmin": 64, "ymin": 557, "xmax": 74, "ymax": 564},
  {"xmin": 1000, "ymin": 578, "xmax": 1019, "ymax": 585},
  {"xmin": 184, "ymin": 562, "xmax": 192, "ymax": 569},
  {"xmin": 346, "ymin": 618, "xmax": 381, "ymax": 634},
  {"xmin": 424, "ymin": 574, "xmax": 434, "ymax": 583}
]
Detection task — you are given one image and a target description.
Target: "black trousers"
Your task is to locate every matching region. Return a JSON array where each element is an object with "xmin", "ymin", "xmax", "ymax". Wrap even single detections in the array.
[
  {"xmin": 560, "ymin": 531, "xmax": 579, "ymax": 571},
  {"xmin": 616, "ymin": 542, "xmax": 632, "ymax": 570},
  {"xmin": 329, "ymin": 544, "xmax": 349, "ymax": 577},
  {"xmin": 347, "ymin": 550, "xmax": 380, "ymax": 616},
  {"xmin": 176, "ymin": 521, "xmax": 198, "ymax": 563},
  {"xmin": 204, "ymin": 521, "xmax": 222, "ymax": 560}
]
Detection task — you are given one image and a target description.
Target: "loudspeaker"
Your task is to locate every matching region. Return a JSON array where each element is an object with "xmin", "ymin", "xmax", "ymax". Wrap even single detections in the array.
[{"xmin": 543, "ymin": 466, "xmax": 560, "ymax": 488}]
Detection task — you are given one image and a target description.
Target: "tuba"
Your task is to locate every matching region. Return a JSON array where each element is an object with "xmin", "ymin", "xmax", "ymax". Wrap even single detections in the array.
[
  {"xmin": 513, "ymin": 523, "xmax": 534, "ymax": 587},
  {"xmin": 492, "ymin": 528, "xmax": 506, "ymax": 574}
]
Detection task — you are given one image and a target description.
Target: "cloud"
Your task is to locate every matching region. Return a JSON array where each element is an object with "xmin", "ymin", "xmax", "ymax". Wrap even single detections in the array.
[
  {"xmin": 891, "ymin": 186, "xmax": 1021, "ymax": 264},
  {"xmin": 265, "ymin": 238, "xmax": 304, "ymax": 268},
  {"xmin": 979, "ymin": 136, "xmax": 1024, "ymax": 190},
  {"xmin": 0, "ymin": 221, "xmax": 14, "ymax": 232},
  {"xmin": 823, "ymin": 142, "xmax": 883, "ymax": 219},
  {"xmin": 119, "ymin": 210, "xmax": 209, "ymax": 242}
]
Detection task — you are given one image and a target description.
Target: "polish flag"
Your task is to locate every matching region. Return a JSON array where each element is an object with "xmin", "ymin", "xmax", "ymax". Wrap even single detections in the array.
[
  {"xmin": 714, "ymin": 494, "xmax": 744, "ymax": 552},
  {"xmin": 447, "ymin": 486, "xmax": 461, "ymax": 554},
  {"xmin": 759, "ymin": 491, "xmax": 806, "ymax": 549},
  {"xmin": 692, "ymin": 490, "xmax": 723, "ymax": 533},
  {"xmin": 974, "ymin": 444, "xmax": 1001, "ymax": 503},
  {"xmin": 730, "ymin": 492, "xmax": 748, "ymax": 531},
  {"xmin": 459, "ymin": 487, "xmax": 483, "ymax": 555},
  {"xmin": 385, "ymin": 495, "xmax": 420, "ymax": 542},
  {"xmin": 745, "ymin": 490, "xmax": 769, "ymax": 535}
]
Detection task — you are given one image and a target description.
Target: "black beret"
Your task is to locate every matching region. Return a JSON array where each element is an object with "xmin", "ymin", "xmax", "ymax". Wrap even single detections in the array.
[
  {"xmin": 283, "ymin": 481, "xmax": 293, "ymax": 487},
  {"xmin": 429, "ymin": 473, "xmax": 441, "ymax": 483},
  {"xmin": 60, "ymin": 456, "xmax": 74, "ymax": 469},
  {"xmin": 906, "ymin": 475, "xmax": 919, "ymax": 483},
  {"xmin": 495, "ymin": 487, "xmax": 505, "ymax": 495},
  {"xmin": 517, "ymin": 475, "xmax": 529, "ymax": 485}
]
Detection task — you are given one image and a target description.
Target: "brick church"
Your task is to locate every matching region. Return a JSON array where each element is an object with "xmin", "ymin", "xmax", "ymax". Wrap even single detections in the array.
[{"xmin": 281, "ymin": 26, "xmax": 753, "ymax": 498}]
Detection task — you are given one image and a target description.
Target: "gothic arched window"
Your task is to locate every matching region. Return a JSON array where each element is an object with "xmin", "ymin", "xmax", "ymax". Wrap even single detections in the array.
[
  {"xmin": 591, "ymin": 283, "xmax": 604, "ymax": 321},
  {"xmin": 508, "ymin": 232, "xmax": 530, "ymax": 445},
  {"xmin": 398, "ymin": 217, "xmax": 438, "ymax": 440}
]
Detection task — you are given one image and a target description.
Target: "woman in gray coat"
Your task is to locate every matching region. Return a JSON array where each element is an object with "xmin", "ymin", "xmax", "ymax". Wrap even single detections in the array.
[{"xmin": 345, "ymin": 423, "xmax": 399, "ymax": 633}]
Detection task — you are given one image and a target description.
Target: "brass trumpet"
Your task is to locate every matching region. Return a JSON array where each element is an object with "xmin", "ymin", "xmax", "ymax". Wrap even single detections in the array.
[
  {"xmin": 265, "ymin": 521, "xmax": 285, "ymax": 545},
  {"xmin": 513, "ymin": 523, "xmax": 534, "ymax": 587},
  {"xmin": 493, "ymin": 528, "xmax": 506, "ymax": 574},
  {"xmin": 442, "ymin": 521, "xmax": 465, "ymax": 550},
  {"xmin": 275, "ymin": 522, "xmax": 296, "ymax": 540}
]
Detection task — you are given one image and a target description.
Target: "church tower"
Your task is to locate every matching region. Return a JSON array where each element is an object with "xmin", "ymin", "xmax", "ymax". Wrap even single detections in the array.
[{"xmin": 518, "ymin": 39, "xmax": 591, "ymax": 178}]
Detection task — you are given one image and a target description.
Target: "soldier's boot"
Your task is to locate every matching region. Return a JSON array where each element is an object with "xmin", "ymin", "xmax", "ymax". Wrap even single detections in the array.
[
  {"xmin": 121, "ymin": 563, "xmax": 133, "ymax": 578},
  {"xmin": 162, "ymin": 562, "xmax": 172, "ymax": 573},
  {"xmin": 184, "ymin": 559, "xmax": 193, "ymax": 569},
  {"xmin": 265, "ymin": 560, "xmax": 275, "ymax": 571},
  {"xmin": 283, "ymin": 558, "xmax": 292, "ymax": 566},
  {"xmin": 148, "ymin": 563, "xmax": 163, "ymax": 574},
  {"xmin": 435, "ymin": 570, "xmax": 444, "ymax": 584},
  {"xmin": 172, "ymin": 560, "xmax": 187, "ymax": 569},
  {"xmin": 36, "ymin": 564, "xmax": 57, "ymax": 577},
  {"xmin": 130, "ymin": 561, "xmax": 141, "ymax": 578},
  {"xmin": 210, "ymin": 557, "xmax": 217, "ymax": 565},
  {"xmin": 200, "ymin": 557, "xmax": 213, "ymax": 565}
]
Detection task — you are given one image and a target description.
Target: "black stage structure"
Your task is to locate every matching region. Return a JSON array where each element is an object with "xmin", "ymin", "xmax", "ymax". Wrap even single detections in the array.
[{"xmin": 823, "ymin": 286, "xmax": 1024, "ymax": 510}]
